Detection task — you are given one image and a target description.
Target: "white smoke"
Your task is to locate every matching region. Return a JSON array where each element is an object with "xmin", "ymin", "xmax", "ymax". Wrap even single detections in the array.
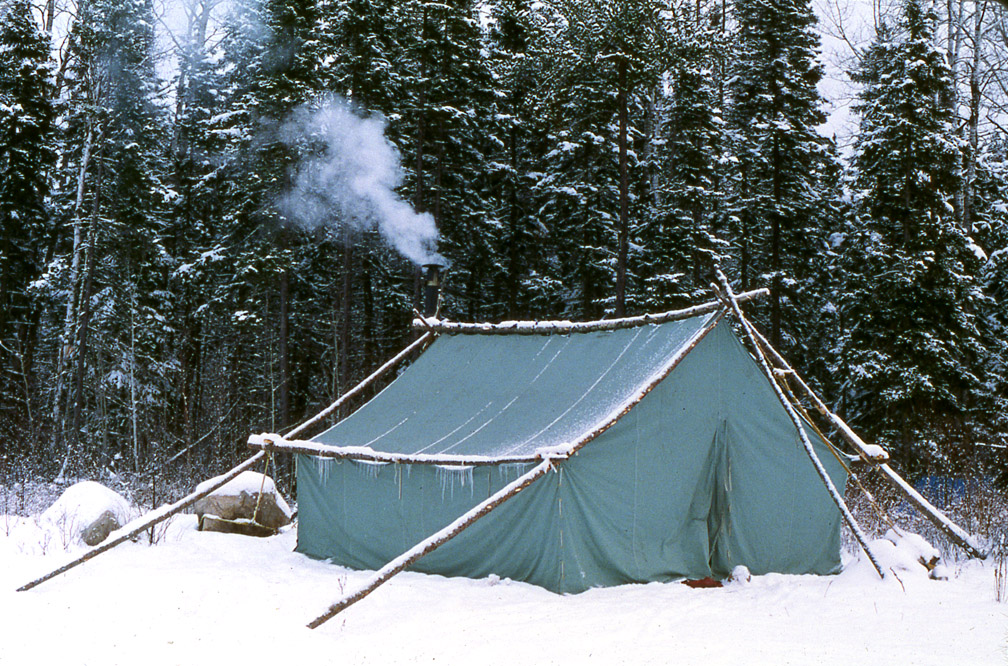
[{"xmin": 279, "ymin": 97, "xmax": 442, "ymax": 265}]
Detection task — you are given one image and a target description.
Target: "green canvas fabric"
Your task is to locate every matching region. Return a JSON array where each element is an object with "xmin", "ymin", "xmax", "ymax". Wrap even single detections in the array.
[
  {"xmin": 296, "ymin": 318, "xmax": 847, "ymax": 592},
  {"xmin": 313, "ymin": 315, "xmax": 712, "ymax": 458}
]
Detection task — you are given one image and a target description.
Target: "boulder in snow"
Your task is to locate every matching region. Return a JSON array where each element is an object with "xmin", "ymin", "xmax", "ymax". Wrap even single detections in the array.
[
  {"xmin": 727, "ymin": 565, "xmax": 751, "ymax": 585},
  {"xmin": 41, "ymin": 481, "xmax": 133, "ymax": 546},
  {"xmin": 193, "ymin": 471, "xmax": 292, "ymax": 532}
]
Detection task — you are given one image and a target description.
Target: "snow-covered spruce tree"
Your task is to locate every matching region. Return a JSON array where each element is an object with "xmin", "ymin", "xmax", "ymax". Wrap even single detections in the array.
[
  {"xmin": 959, "ymin": 138, "xmax": 1008, "ymax": 482},
  {"xmin": 726, "ymin": 0, "xmax": 836, "ymax": 349},
  {"xmin": 165, "ymin": 0, "xmax": 233, "ymax": 457},
  {"xmin": 49, "ymin": 0, "xmax": 171, "ymax": 475},
  {"xmin": 536, "ymin": 49, "xmax": 619, "ymax": 320},
  {"xmin": 213, "ymin": 0, "xmax": 326, "ymax": 436},
  {"xmin": 840, "ymin": 0, "xmax": 989, "ymax": 476},
  {"xmin": 485, "ymin": 0, "xmax": 560, "ymax": 319},
  {"xmin": 538, "ymin": 0, "xmax": 668, "ymax": 318},
  {"xmin": 314, "ymin": 0, "xmax": 419, "ymax": 405},
  {"xmin": 637, "ymin": 8, "xmax": 727, "ymax": 311},
  {"xmin": 0, "ymin": 0, "xmax": 55, "ymax": 450},
  {"xmin": 398, "ymin": 0, "xmax": 496, "ymax": 321}
]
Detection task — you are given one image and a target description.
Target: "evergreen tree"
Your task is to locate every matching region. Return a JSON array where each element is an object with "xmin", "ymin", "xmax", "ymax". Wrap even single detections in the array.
[
  {"xmin": 727, "ymin": 0, "xmax": 834, "ymax": 348},
  {"xmin": 638, "ymin": 9, "xmax": 726, "ymax": 310},
  {"xmin": 840, "ymin": 0, "xmax": 989, "ymax": 474},
  {"xmin": 538, "ymin": 0, "xmax": 668, "ymax": 317},
  {"xmin": 49, "ymin": 0, "xmax": 170, "ymax": 472},
  {"xmin": 0, "ymin": 0, "xmax": 55, "ymax": 449},
  {"xmin": 400, "ymin": 0, "xmax": 496, "ymax": 321},
  {"xmin": 486, "ymin": 0, "xmax": 555, "ymax": 318}
]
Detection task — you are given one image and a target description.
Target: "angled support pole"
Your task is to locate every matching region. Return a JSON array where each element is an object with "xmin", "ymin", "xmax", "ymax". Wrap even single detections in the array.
[
  {"xmin": 17, "ymin": 452, "xmax": 266, "ymax": 592},
  {"xmin": 308, "ymin": 458, "xmax": 555, "ymax": 629},
  {"xmin": 741, "ymin": 319, "xmax": 985, "ymax": 559},
  {"xmin": 18, "ymin": 332, "xmax": 438, "ymax": 593},
  {"xmin": 285, "ymin": 331, "xmax": 435, "ymax": 440},
  {"xmin": 714, "ymin": 270, "xmax": 886, "ymax": 579}
]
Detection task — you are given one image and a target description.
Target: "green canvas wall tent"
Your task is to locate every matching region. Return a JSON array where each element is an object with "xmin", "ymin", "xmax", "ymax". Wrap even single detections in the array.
[
  {"xmin": 20, "ymin": 281, "xmax": 981, "ymax": 625},
  {"xmin": 248, "ymin": 280, "xmax": 985, "ymax": 627},
  {"xmin": 293, "ymin": 308, "xmax": 846, "ymax": 590}
]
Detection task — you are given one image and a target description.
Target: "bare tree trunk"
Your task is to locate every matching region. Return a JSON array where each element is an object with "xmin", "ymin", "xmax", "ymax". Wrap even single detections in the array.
[
  {"xmin": 338, "ymin": 243, "xmax": 353, "ymax": 418},
  {"xmin": 740, "ymin": 164, "xmax": 750, "ymax": 292},
  {"xmin": 411, "ymin": 5, "xmax": 430, "ymax": 316},
  {"xmin": 362, "ymin": 250, "xmax": 374, "ymax": 376},
  {"xmin": 130, "ymin": 283, "xmax": 140, "ymax": 470},
  {"xmin": 51, "ymin": 127, "xmax": 93, "ymax": 471},
  {"xmin": 964, "ymin": 1, "xmax": 986, "ymax": 233},
  {"xmin": 64, "ymin": 148, "xmax": 104, "ymax": 476},
  {"xmin": 278, "ymin": 268, "xmax": 290, "ymax": 429},
  {"xmin": 615, "ymin": 57, "xmax": 629, "ymax": 317},
  {"xmin": 948, "ymin": 0, "xmax": 965, "ymax": 227},
  {"xmin": 770, "ymin": 133, "xmax": 781, "ymax": 349}
]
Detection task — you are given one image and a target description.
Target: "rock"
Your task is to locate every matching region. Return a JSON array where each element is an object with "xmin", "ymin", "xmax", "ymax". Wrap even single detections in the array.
[
  {"xmin": 81, "ymin": 510, "xmax": 121, "ymax": 546},
  {"xmin": 198, "ymin": 515, "xmax": 277, "ymax": 538},
  {"xmin": 728, "ymin": 565, "xmax": 752, "ymax": 584},
  {"xmin": 41, "ymin": 481, "xmax": 133, "ymax": 547},
  {"xmin": 192, "ymin": 471, "xmax": 292, "ymax": 531}
]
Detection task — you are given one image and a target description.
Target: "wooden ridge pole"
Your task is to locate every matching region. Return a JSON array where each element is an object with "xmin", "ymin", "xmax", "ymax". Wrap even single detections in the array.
[
  {"xmin": 17, "ymin": 452, "xmax": 266, "ymax": 592},
  {"xmin": 413, "ymin": 289, "xmax": 767, "ymax": 335},
  {"xmin": 18, "ymin": 332, "xmax": 438, "ymax": 593},
  {"xmin": 742, "ymin": 323, "xmax": 986, "ymax": 559},
  {"xmin": 308, "ymin": 459, "xmax": 555, "ymax": 629},
  {"xmin": 713, "ymin": 270, "xmax": 886, "ymax": 579}
]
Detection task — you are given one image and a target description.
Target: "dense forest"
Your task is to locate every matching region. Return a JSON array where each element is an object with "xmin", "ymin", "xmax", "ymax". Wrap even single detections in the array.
[{"xmin": 0, "ymin": 0, "xmax": 1006, "ymax": 486}]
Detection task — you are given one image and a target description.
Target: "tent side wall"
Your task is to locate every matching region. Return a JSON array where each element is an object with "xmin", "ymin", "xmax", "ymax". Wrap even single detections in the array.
[
  {"xmin": 296, "ymin": 457, "xmax": 565, "ymax": 590},
  {"xmin": 704, "ymin": 323, "xmax": 846, "ymax": 576}
]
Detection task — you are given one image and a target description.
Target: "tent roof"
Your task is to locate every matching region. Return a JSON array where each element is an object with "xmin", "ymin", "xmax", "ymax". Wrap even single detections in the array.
[{"xmin": 314, "ymin": 312, "xmax": 717, "ymax": 459}]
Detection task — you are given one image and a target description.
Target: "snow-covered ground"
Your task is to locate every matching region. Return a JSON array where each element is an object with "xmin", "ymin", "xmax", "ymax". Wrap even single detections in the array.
[{"xmin": 1, "ymin": 512, "xmax": 1006, "ymax": 665}]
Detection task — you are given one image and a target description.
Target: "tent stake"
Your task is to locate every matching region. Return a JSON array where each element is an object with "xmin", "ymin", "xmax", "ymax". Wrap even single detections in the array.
[
  {"xmin": 18, "ymin": 333, "xmax": 437, "ymax": 593},
  {"xmin": 742, "ymin": 319, "xmax": 985, "ymax": 559},
  {"xmin": 714, "ymin": 271, "xmax": 886, "ymax": 579},
  {"xmin": 308, "ymin": 459, "xmax": 554, "ymax": 629}
]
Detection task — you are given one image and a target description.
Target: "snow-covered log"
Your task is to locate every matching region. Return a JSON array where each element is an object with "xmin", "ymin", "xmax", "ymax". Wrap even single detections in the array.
[
  {"xmin": 412, "ymin": 289, "xmax": 767, "ymax": 335},
  {"xmin": 307, "ymin": 459, "xmax": 555, "ymax": 628},
  {"xmin": 248, "ymin": 434, "xmax": 545, "ymax": 466}
]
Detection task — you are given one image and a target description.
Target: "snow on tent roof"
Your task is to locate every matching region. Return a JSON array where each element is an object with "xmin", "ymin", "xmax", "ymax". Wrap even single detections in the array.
[{"xmin": 314, "ymin": 312, "xmax": 715, "ymax": 458}]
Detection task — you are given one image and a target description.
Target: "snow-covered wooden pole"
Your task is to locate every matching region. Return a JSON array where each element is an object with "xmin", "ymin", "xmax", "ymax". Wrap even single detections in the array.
[
  {"xmin": 714, "ymin": 270, "xmax": 886, "ymax": 580},
  {"xmin": 412, "ymin": 290, "xmax": 767, "ymax": 336},
  {"xmin": 248, "ymin": 434, "xmax": 540, "ymax": 467},
  {"xmin": 17, "ymin": 452, "xmax": 266, "ymax": 592},
  {"xmin": 743, "ymin": 323, "xmax": 986, "ymax": 559},
  {"xmin": 285, "ymin": 331, "xmax": 435, "ymax": 440},
  {"xmin": 19, "ymin": 333, "xmax": 437, "ymax": 593},
  {"xmin": 308, "ymin": 458, "xmax": 555, "ymax": 629}
]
